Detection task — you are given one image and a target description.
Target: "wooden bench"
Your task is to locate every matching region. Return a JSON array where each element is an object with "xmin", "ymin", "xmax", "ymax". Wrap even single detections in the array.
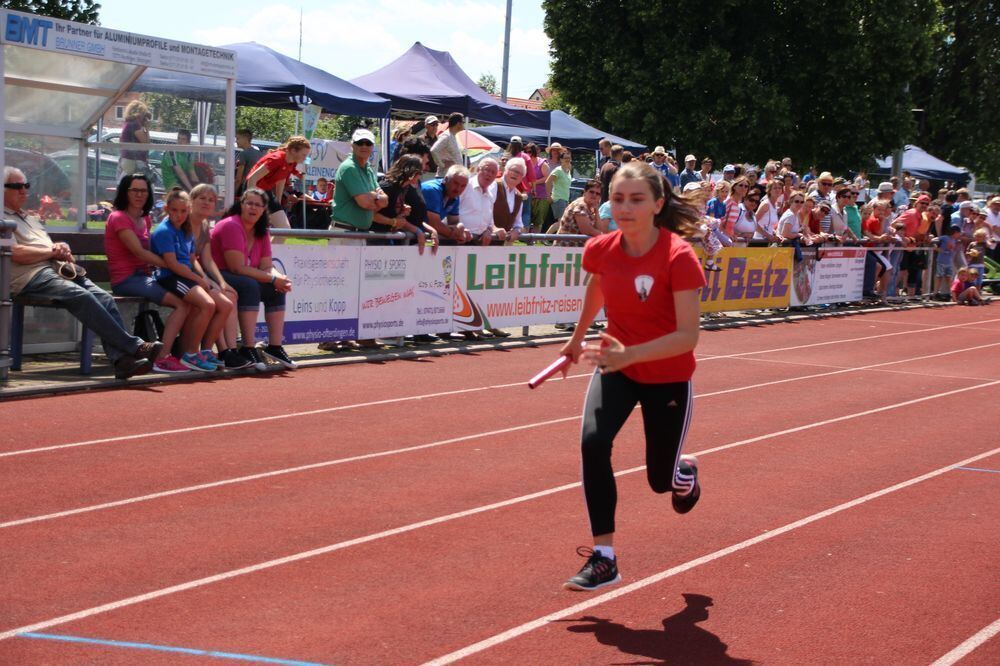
[{"xmin": 11, "ymin": 230, "xmax": 149, "ymax": 375}]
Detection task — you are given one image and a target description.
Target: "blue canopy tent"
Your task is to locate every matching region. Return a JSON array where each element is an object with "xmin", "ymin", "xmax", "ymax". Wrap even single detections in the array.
[
  {"xmin": 134, "ymin": 42, "xmax": 391, "ymax": 117},
  {"xmin": 474, "ymin": 110, "xmax": 646, "ymax": 153},
  {"xmin": 874, "ymin": 145, "xmax": 970, "ymax": 186},
  {"xmin": 351, "ymin": 42, "xmax": 550, "ymax": 130}
]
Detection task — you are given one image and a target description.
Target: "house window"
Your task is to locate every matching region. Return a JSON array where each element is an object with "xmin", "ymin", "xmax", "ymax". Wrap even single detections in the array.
[{"xmin": 114, "ymin": 106, "xmax": 124, "ymax": 120}]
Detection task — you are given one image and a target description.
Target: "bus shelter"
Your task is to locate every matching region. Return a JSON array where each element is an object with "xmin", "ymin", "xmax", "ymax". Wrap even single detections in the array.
[{"xmin": 0, "ymin": 8, "xmax": 237, "ymax": 229}]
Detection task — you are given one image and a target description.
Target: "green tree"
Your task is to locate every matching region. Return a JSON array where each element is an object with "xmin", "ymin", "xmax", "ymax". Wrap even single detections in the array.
[
  {"xmin": 477, "ymin": 73, "xmax": 499, "ymax": 95},
  {"xmin": 0, "ymin": 0, "xmax": 100, "ymax": 23},
  {"xmin": 543, "ymin": 1, "xmax": 941, "ymax": 172},
  {"xmin": 916, "ymin": 0, "xmax": 1000, "ymax": 181},
  {"xmin": 140, "ymin": 93, "xmax": 196, "ymax": 133}
]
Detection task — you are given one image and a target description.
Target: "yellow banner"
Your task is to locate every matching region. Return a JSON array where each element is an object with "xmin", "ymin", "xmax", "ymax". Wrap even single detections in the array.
[{"xmin": 693, "ymin": 247, "xmax": 793, "ymax": 312}]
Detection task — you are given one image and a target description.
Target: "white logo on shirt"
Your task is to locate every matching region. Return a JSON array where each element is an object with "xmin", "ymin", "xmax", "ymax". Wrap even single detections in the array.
[{"xmin": 634, "ymin": 275, "xmax": 654, "ymax": 302}]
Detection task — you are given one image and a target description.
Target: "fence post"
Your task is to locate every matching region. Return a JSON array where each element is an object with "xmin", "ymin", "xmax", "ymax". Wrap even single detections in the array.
[{"xmin": 0, "ymin": 220, "xmax": 16, "ymax": 381}]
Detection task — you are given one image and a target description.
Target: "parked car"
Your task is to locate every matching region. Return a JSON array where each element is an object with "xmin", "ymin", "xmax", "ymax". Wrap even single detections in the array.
[{"xmin": 4, "ymin": 147, "xmax": 71, "ymax": 209}]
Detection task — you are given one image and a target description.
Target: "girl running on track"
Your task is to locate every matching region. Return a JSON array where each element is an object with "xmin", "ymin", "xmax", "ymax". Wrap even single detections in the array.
[{"xmin": 558, "ymin": 161, "xmax": 707, "ymax": 591}]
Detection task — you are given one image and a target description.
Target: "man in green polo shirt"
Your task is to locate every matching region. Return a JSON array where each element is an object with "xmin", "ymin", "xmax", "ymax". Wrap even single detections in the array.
[{"xmin": 331, "ymin": 128, "xmax": 387, "ymax": 231}]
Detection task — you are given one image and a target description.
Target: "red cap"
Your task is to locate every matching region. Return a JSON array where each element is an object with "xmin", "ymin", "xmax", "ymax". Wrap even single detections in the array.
[{"xmin": 916, "ymin": 194, "xmax": 931, "ymax": 204}]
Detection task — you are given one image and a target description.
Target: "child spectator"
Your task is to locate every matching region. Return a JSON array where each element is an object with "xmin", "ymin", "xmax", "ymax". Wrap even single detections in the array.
[
  {"xmin": 951, "ymin": 267, "xmax": 985, "ymax": 305},
  {"xmin": 966, "ymin": 228, "xmax": 991, "ymax": 289},
  {"xmin": 150, "ymin": 190, "xmax": 233, "ymax": 372},
  {"xmin": 933, "ymin": 226, "xmax": 961, "ymax": 299}
]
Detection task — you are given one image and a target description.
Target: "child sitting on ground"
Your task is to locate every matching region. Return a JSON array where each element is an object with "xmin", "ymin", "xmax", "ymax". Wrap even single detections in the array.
[{"xmin": 951, "ymin": 268, "xmax": 985, "ymax": 306}]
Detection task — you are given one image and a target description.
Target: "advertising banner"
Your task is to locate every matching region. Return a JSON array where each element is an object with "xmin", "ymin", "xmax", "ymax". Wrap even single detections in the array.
[
  {"xmin": 358, "ymin": 247, "xmax": 456, "ymax": 338},
  {"xmin": 1, "ymin": 9, "xmax": 236, "ymax": 77},
  {"xmin": 790, "ymin": 247, "xmax": 865, "ymax": 306},
  {"xmin": 305, "ymin": 140, "xmax": 379, "ymax": 182},
  {"xmin": 694, "ymin": 247, "xmax": 793, "ymax": 312},
  {"xmin": 259, "ymin": 243, "xmax": 361, "ymax": 344},
  {"xmin": 453, "ymin": 246, "xmax": 590, "ymax": 329}
]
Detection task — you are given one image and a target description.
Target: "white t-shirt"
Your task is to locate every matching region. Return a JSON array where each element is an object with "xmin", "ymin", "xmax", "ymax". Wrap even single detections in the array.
[
  {"xmin": 753, "ymin": 198, "xmax": 780, "ymax": 239},
  {"xmin": 458, "ymin": 179, "xmax": 497, "ymax": 235},
  {"xmin": 779, "ymin": 209, "xmax": 800, "ymax": 238},
  {"xmin": 734, "ymin": 204, "xmax": 756, "ymax": 235}
]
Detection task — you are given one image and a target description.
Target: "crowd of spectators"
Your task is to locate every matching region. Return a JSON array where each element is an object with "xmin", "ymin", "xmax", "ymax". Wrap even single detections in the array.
[{"xmin": 6, "ymin": 113, "xmax": 999, "ymax": 377}]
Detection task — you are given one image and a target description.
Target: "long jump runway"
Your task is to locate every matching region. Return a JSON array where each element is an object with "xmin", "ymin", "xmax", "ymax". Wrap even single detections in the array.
[{"xmin": 1, "ymin": 306, "xmax": 998, "ymax": 665}]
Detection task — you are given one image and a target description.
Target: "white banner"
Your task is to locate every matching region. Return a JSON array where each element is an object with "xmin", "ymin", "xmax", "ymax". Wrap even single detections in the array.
[
  {"xmin": 790, "ymin": 247, "xmax": 866, "ymax": 306},
  {"xmin": 1, "ymin": 9, "xmax": 236, "ymax": 77},
  {"xmin": 258, "ymin": 243, "xmax": 361, "ymax": 344},
  {"xmin": 453, "ymin": 246, "xmax": 590, "ymax": 329},
  {"xmin": 357, "ymin": 246, "xmax": 457, "ymax": 337},
  {"xmin": 305, "ymin": 140, "xmax": 379, "ymax": 182}
]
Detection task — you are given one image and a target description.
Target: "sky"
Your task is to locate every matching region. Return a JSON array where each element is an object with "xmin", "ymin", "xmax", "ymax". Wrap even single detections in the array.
[{"xmin": 99, "ymin": 0, "xmax": 552, "ymax": 99}]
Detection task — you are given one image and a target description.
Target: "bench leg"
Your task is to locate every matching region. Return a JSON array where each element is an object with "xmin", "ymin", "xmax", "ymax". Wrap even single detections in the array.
[
  {"xmin": 11, "ymin": 303, "xmax": 23, "ymax": 371},
  {"xmin": 80, "ymin": 326, "xmax": 94, "ymax": 375}
]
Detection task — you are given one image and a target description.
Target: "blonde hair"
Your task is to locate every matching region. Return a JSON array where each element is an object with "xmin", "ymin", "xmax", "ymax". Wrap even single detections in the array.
[
  {"xmin": 713, "ymin": 180, "xmax": 732, "ymax": 199},
  {"xmin": 164, "ymin": 189, "xmax": 191, "ymax": 233},
  {"xmin": 124, "ymin": 100, "xmax": 149, "ymax": 122},
  {"xmin": 280, "ymin": 135, "xmax": 311, "ymax": 152},
  {"xmin": 189, "ymin": 183, "xmax": 217, "ymax": 202},
  {"xmin": 973, "ymin": 228, "xmax": 988, "ymax": 241}
]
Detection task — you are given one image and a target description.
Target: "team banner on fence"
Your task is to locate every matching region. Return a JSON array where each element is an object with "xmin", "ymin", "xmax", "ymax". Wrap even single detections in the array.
[
  {"xmin": 357, "ymin": 247, "xmax": 456, "ymax": 337},
  {"xmin": 695, "ymin": 247, "xmax": 793, "ymax": 312},
  {"xmin": 260, "ymin": 243, "xmax": 361, "ymax": 343},
  {"xmin": 453, "ymin": 246, "xmax": 590, "ymax": 329},
  {"xmin": 790, "ymin": 247, "xmax": 866, "ymax": 306}
]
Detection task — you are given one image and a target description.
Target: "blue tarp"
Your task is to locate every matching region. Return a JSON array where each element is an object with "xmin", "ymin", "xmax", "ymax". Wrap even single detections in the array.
[
  {"xmin": 474, "ymin": 110, "xmax": 646, "ymax": 153},
  {"xmin": 135, "ymin": 42, "xmax": 391, "ymax": 118},
  {"xmin": 874, "ymin": 145, "xmax": 970, "ymax": 185},
  {"xmin": 351, "ymin": 42, "xmax": 550, "ymax": 130}
]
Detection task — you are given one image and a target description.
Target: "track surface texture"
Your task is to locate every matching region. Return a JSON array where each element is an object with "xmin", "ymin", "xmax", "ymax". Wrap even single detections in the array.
[{"xmin": 3, "ymin": 306, "xmax": 999, "ymax": 665}]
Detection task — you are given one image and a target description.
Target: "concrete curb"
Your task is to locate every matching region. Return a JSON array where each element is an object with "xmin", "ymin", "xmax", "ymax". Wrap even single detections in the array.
[{"xmin": 0, "ymin": 299, "xmax": 956, "ymax": 402}]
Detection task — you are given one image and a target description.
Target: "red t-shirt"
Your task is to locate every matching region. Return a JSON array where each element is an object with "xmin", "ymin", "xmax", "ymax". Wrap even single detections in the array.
[
  {"xmin": 895, "ymin": 208, "xmax": 921, "ymax": 237},
  {"xmin": 863, "ymin": 215, "xmax": 882, "ymax": 245},
  {"xmin": 583, "ymin": 229, "xmax": 707, "ymax": 384},
  {"xmin": 248, "ymin": 150, "xmax": 302, "ymax": 191},
  {"xmin": 104, "ymin": 210, "xmax": 152, "ymax": 285}
]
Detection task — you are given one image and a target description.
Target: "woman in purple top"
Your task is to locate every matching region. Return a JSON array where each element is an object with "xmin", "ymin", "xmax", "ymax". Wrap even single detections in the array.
[
  {"xmin": 209, "ymin": 188, "xmax": 296, "ymax": 371},
  {"xmin": 525, "ymin": 143, "xmax": 551, "ymax": 232}
]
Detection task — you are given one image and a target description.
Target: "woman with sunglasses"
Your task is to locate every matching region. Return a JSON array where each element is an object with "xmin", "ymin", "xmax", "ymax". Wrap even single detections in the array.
[
  {"xmin": 554, "ymin": 162, "xmax": 706, "ymax": 592},
  {"xmin": 556, "ymin": 179, "xmax": 603, "ymax": 244},
  {"xmin": 722, "ymin": 176, "xmax": 749, "ymax": 239},
  {"xmin": 104, "ymin": 173, "xmax": 190, "ymax": 372},
  {"xmin": 753, "ymin": 180, "xmax": 784, "ymax": 246},
  {"xmin": 732, "ymin": 185, "xmax": 761, "ymax": 245}
]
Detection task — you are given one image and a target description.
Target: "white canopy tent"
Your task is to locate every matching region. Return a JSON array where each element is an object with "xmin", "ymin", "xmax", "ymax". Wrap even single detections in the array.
[{"xmin": 0, "ymin": 9, "xmax": 237, "ymax": 229}]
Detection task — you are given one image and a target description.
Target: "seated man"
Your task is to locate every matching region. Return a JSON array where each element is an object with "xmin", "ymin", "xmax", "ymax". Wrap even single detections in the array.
[
  {"xmin": 420, "ymin": 164, "xmax": 472, "ymax": 244},
  {"xmin": 458, "ymin": 158, "xmax": 508, "ymax": 246},
  {"xmin": 4, "ymin": 167, "xmax": 160, "ymax": 378}
]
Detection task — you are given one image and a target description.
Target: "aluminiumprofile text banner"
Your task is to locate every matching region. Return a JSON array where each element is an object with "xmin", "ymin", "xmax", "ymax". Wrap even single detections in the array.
[{"xmin": 261, "ymin": 244, "xmax": 851, "ymax": 344}]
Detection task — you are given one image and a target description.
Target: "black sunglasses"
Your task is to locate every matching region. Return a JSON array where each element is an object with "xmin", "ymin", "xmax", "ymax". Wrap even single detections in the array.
[
  {"xmin": 354, "ymin": 140, "xmax": 374, "ymax": 147},
  {"xmin": 4, "ymin": 182, "xmax": 30, "ymax": 190}
]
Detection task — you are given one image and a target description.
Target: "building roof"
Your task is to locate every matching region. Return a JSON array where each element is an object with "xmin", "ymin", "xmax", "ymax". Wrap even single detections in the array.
[{"xmin": 489, "ymin": 94, "xmax": 544, "ymax": 110}]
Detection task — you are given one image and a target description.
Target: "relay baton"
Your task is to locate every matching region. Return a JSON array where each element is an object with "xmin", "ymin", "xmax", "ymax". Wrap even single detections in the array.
[{"xmin": 528, "ymin": 354, "xmax": 572, "ymax": 389}]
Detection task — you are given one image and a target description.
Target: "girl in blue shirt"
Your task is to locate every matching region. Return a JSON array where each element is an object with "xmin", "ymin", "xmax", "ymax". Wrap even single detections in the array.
[{"xmin": 150, "ymin": 190, "xmax": 234, "ymax": 372}]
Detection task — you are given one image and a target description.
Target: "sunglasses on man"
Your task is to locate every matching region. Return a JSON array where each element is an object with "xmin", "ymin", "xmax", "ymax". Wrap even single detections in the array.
[{"xmin": 4, "ymin": 182, "xmax": 30, "ymax": 190}]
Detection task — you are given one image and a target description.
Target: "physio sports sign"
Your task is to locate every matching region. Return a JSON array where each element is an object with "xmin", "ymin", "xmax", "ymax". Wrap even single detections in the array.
[{"xmin": 1, "ymin": 9, "xmax": 236, "ymax": 77}]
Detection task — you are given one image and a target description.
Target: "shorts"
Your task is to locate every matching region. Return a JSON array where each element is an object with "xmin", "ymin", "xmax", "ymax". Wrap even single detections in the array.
[
  {"xmin": 157, "ymin": 274, "xmax": 200, "ymax": 298},
  {"xmin": 935, "ymin": 262, "xmax": 955, "ymax": 278},
  {"xmin": 112, "ymin": 271, "xmax": 169, "ymax": 305},
  {"xmin": 221, "ymin": 270, "xmax": 285, "ymax": 313}
]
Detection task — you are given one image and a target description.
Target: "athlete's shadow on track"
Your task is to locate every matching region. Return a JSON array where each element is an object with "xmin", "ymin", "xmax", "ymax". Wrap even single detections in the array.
[{"xmin": 560, "ymin": 593, "xmax": 756, "ymax": 665}]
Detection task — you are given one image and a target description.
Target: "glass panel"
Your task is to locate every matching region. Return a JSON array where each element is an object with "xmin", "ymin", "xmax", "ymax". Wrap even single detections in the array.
[
  {"xmin": 4, "ymin": 44, "xmax": 136, "ymax": 90},
  {"xmin": 5, "ymin": 84, "xmax": 108, "ymax": 130},
  {"xmin": 4, "ymin": 133, "xmax": 79, "ymax": 221}
]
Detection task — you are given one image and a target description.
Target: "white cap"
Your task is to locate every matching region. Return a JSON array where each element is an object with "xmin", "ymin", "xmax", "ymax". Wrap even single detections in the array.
[
  {"xmin": 351, "ymin": 128, "xmax": 376, "ymax": 144},
  {"xmin": 683, "ymin": 182, "xmax": 702, "ymax": 192},
  {"xmin": 510, "ymin": 135, "xmax": 523, "ymax": 143},
  {"xmin": 684, "ymin": 154, "xmax": 696, "ymax": 162},
  {"xmin": 424, "ymin": 115, "xmax": 439, "ymax": 125}
]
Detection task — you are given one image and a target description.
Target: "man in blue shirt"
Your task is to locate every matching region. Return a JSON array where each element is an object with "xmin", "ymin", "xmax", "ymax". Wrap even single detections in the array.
[
  {"xmin": 679, "ymin": 154, "xmax": 702, "ymax": 189},
  {"xmin": 420, "ymin": 164, "xmax": 472, "ymax": 244}
]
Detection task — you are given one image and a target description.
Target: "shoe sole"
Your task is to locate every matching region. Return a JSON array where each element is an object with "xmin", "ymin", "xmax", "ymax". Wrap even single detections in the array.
[
  {"xmin": 153, "ymin": 366, "xmax": 190, "ymax": 373},
  {"xmin": 563, "ymin": 574, "xmax": 622, "ymax": 592},
  {"xmin": 259, "ymin": 349, "xmax": 297, "ymax": 370},
  {"xmin": 179, "ymin": 360, "xmax": 217, "ymax": 373}
]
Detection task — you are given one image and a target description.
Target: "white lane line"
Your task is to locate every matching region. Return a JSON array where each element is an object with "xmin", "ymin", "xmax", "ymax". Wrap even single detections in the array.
[
  {"xmin": 2, "ymin": 382, "xmax": 997, "ymax": 642},
  {"xmin": 929, "ymin": 616, "xmax": 1000, "ymax": 665},
  {"xmin": 706, "ymin": 318, "xmax": 1000, "ymax": 360},
  {"xmin": 0, "ymin": 373, "xmax": 592, "ymax": 460},
  {"xmin": 4, "ymin": 318, "xmax": 991, "ymax": 460},
  {"xmin": 422, "ymin": 444, "xmax": 1000, "ymax": 666},
  {"xmin": 4, "ymin": 343, "xmax": 997, "ymax": 530}
]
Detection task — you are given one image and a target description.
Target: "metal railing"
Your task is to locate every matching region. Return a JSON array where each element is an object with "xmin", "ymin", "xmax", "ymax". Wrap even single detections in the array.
[{"xmin": 0, "ymin": 220, "xmax": 16, "ymax": 381}]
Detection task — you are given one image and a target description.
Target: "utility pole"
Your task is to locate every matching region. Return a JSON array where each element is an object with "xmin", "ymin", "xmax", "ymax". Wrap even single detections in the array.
[{"xmin": 500, "ymin": 0, "xmax": 512, "ymax": 102}]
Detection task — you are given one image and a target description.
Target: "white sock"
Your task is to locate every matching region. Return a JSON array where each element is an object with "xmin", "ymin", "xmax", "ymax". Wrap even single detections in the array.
[{"xmin": 594, "ymin": 545, "xmax": 615, "ymax": 560}]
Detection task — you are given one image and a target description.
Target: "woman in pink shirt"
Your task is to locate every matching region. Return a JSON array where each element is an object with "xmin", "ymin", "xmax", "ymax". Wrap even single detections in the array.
[
  {"xmin": 525, "ymin": 143, "xmax": 550, "ymax": 232},
  {"xmin": 104, "ymin": 174, "xmax": 188, "ymax": 369}
]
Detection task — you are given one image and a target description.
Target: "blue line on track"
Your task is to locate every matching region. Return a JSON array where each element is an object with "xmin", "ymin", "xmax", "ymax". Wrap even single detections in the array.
[
  {"xmin": 17, "ymin": 632, "xmax": 330, "ymax": 665},
  {"xmin": 956, "ymin": 467, "xmax": 1000, "ymax": 474}
]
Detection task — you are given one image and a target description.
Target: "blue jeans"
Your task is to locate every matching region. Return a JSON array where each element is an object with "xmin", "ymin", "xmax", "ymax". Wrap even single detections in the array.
[{"xmin": 20, "ymin": 267, "xmax": 143, "ymax": 363}]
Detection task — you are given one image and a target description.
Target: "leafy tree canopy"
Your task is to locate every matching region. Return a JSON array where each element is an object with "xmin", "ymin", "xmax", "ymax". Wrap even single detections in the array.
[{"xmin": 1, "ymin": 0, "xmax": 100, "ymax": 24}]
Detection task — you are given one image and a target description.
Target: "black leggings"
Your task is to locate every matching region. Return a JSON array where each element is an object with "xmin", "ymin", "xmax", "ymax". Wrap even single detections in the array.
[{"xmin": 580, "ymin": 371, "xmax": 694, "ymax": 536}]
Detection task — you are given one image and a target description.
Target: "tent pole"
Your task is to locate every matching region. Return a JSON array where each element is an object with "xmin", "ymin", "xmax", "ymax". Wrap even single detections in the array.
[{"xmin": 224, "ymin": 77, "xmax": 236, "ymax": 206}]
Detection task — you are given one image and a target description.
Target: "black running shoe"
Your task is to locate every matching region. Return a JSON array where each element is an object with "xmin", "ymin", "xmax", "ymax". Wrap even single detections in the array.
[
  {"xmin": 238, "ymin": 345, "xmax": 267, "ymax": 371},
  {"xmin": 223, "ymin": 348, "xmax": 253, "ymax": 370},
  {"xmin": 672, "ymin": 455, "xmax": 701, "ymax": 514},
  {"xmin": 563, "ymin": 546, "xmax": 621, "ymax": 591},
  {"xmin": 261, "ymin": 344, "xmax": 297, "ymax": 370},
  {"xmin": 135, "ymin": 341, "xmax": 163, "ymax": 363}
]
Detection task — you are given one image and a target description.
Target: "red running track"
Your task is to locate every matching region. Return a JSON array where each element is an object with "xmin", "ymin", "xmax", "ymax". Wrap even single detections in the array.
[{"xmin": 1, "ymin": 306, "xmax": 999, "ymax": 665}]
